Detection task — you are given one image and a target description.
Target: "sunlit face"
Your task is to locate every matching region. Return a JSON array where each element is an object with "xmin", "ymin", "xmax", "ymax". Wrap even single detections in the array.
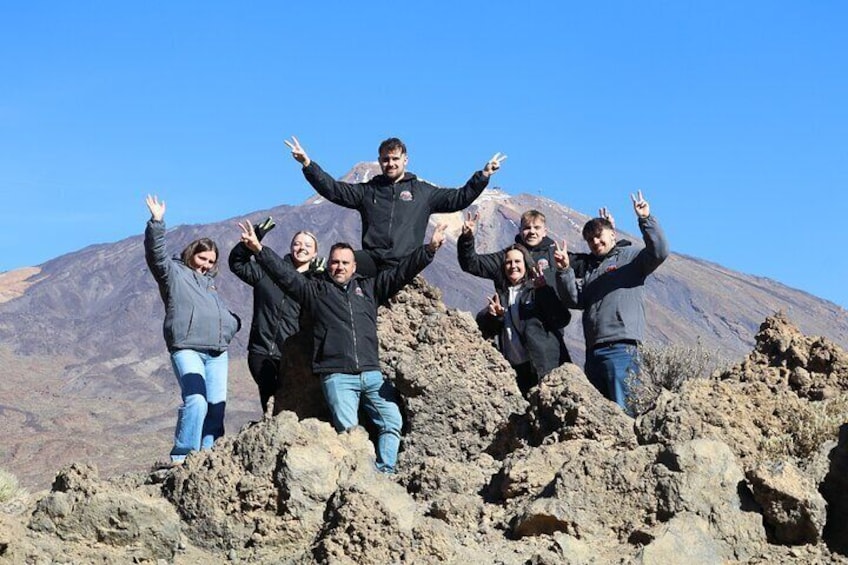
[
  {"xmin": 329, "ymin": 248, "xmax": 356, "ymax": 285},
  {"xmin": 379, "ymin": 148, "xmax": 408, "ymax": 182},
  {"xmin": 189, "ymin": 250, "xmax": 217, "ymax": 274},
  {"xmin": 520, "ymin": 218, "xmax": 547, "ymax": 248},
  {"xmin": 586, "ymin": 228, "xmax": 617, "ymax": 258},
  {"xmin": 290, "ymin": 233, "xmax": 317, "ymax": 267},
  {"xmin": 504, "ymin": 250, "xmax": 527, "ymax": 285}
]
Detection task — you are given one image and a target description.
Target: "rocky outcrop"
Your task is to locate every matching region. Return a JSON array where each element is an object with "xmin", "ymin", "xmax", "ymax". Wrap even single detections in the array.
[{"xmin": 3, "ymin": 288, "xmax": 848, "ymax": 564}]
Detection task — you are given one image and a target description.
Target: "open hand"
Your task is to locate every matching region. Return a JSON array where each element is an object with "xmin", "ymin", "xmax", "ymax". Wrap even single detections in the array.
[{"xmin": 145, "ymin": 194, "xmax": 166, "ymax": 221}]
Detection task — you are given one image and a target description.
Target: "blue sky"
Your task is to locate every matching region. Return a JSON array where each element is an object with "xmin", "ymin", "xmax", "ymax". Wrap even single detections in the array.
[{"xmin": 2, "ymin": 2, "xmax": 846, "ymax": 308}]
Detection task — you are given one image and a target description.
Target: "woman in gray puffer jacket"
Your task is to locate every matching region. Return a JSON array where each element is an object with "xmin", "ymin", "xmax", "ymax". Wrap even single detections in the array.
[{"xmin": 144, "ymin": 195, "xmax": 240, "ymax": 465}]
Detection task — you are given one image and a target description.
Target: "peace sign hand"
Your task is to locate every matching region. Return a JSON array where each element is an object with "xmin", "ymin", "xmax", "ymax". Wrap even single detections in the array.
[
  {"xmin": 284, "ymin": 136, "xmax": 311, "ymax": 167},
  {"xmin": 598, "ymin": 206, "xmax": 615, "ymax": 229},
  {"xmin": 238, "ymin": 220, "xmax": 262, "ymax": 253},
  {"xmin": 554, "ymin": 239, "xmax": 570, "ymax": 270},
  {"xmin": 462, "ymin": 211, "xmax": 479, "ymax": 236},
  {"xmin": 631, "ymin": 190, "xmax": 650, "ymax": 219},
  {"xmin": 483, "ymin": 152, "xmax": 507, "ymax": 177},
  {"xmin": 487, "ymin": 293, "xmax": 505, "ymax": 317},
  {"xmin": 532, "ymin": 263, "xmax": 548, "ymax": 288},
  {"xmin": 428, "ymin": 223, "xmax": 448, "ymax": 252}
]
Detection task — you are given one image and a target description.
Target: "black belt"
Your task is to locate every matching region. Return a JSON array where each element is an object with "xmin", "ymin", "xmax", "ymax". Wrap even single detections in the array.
[{"xmin": 592, "ymin": 339, "xmax": 639, "ymax": 352}]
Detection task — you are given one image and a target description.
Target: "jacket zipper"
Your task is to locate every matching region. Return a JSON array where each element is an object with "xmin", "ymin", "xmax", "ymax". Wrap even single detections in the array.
[{"xmin": 346, "ymin": 286, "xmax": 359, "ymax": 369}]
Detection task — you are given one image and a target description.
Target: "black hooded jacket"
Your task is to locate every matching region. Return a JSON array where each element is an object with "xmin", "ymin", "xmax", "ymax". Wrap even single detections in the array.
[
  {"xmin": 303, "ymin": 161, "xmax": 488, "ymax": 266},
  {"xmin": 255, "ymin": 244, "xmax": 435, "ymax": 376},
  {"xmin": 228, "ymin": 242, "xmax": 321, "ymax": 359}
]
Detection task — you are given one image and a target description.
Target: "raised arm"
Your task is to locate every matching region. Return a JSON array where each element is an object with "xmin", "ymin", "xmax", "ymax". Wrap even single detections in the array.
[
  {"xmin": 239, "ymin": 221, "xmax": 311, "ymax": 304},
  {"xmin": 428, "ymin": 153, "xmax": 505, "ymax": 213},
  {"xmin": 631, "ymin": 190, "xmax": 669, "ymax": 275},
  {"xmin": 285, "ymin": 136, "xmax": 365, "ymax": 209},
  {"xmin": 228, "ymin": 217, "xmax": 277, "ymax": 285},
  {"xmin": 375, "ymin": 224, "xmax": 446, "ymax": 303},
  {"xmin": 457, "ymin": 213, "xmax": 505, "ymax": 281},
  {"xmin": 143, "ymin": 194, "xmax": 172, "ymax": 284}
]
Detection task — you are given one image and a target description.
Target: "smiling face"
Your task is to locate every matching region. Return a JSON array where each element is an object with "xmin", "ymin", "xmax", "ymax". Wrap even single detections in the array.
[
  {"xmin": 503, "ymin": 249, "xmax": 527, "ymax": 285},
  {"xmin": 290, "ymin": 233, "xmax": 318, "ymax": 267},
  {"xmin": 520, "ymin": 218, "xmax": 547, "ymax": 248},
  {"xmin": 586, "ymin": 227, "xmax": 617, "ymax": 258},
  {"xmin": 189, "ymin": 250, "xmax": 217, "ymax": 274},
  {"xmin": 379, "ymin": 148, "xmax": 408, "ymax": 182},
  {"xmin": 328, "ymin": 248, "xmax": 356, "ymax": 285}
]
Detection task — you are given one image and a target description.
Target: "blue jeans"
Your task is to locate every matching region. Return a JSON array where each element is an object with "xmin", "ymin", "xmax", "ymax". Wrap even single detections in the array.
[
  {"xmin": 169, "ymin": 349, "xmax": 229, "ymax": 462},
  {"xmin": 585, "ymin": 342, "xmax": 640, "ymax": 416},
  {"xmin": 320, "ymin": 371, "xmax": 402, "ymax": 473}
]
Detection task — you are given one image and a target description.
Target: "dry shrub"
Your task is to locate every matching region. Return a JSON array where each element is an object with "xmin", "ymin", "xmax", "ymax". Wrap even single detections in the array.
[
  {"xmin": 628, "ymin": 341, "xmax": 730, "ymax": 415},
  {"xmin": 0, "ymin": 468, "xmax": 26, "ymax": 505},
  {"xmin": 760, "ymin": 396, "xmax": 848, "ymax": 460}
]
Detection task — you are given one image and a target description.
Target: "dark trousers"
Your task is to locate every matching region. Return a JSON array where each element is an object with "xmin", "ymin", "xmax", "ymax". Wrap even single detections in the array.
[{"xmin": 247, "ymin": 352, "xmax": 280, "ymax": 413}]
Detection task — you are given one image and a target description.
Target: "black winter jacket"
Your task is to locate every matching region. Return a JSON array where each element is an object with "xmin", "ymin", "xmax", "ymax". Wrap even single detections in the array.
[
  {"xmin": 228, "ymin": 242, "xmax": 320, "ymax": 359},
  {"xmin": 303, "ymin": 161, "xmax": 488, "ymax": 265},
  {"xmin": 457, "ymin": 231, "xmax": 572, "ymax": 328},
  {"xmin": 478, "ymin": 282, "xmax": 571, "ymax": 377},
  {"xmin": 255, "ymin": 244, "xmax": 435, "ymax": 375}
]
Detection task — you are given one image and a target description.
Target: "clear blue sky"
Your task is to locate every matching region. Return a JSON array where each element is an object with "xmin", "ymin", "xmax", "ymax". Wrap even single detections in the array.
[{"xmin": 2, "ymin": 2, "xmax": 846, "ymax": 308}]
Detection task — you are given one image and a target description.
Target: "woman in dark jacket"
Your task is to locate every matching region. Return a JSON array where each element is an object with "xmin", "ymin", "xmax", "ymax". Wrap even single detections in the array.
[
  {"xmin": 459, "ymin": 217, "xmax": 572, "ymax": 398},
  {"xmin": 144, "ymin": 195, "xmax": 240, "ymax": 465},
  {"xmin": 228, "ymin": 221, "xmax": 323, "ymax": 412}
]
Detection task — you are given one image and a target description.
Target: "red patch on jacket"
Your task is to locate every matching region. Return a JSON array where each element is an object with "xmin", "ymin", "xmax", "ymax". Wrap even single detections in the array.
[{"xmin": 605, "ymin": 265, "xmax": 617, "ymax": 273}]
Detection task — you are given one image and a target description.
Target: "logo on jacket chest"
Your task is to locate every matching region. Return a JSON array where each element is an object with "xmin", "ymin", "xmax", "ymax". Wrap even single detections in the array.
[
  {"xmin": 399, "ymin": 190, "xmax": 414, "ymax": 202},
  {"xmin": 354, "ymin": 286, "xmax": 364, "ymax": 297}
]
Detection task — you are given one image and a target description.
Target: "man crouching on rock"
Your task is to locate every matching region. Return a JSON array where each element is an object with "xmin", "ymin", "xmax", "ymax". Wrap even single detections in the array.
[{"xmin": 239, "ymin": 221, "xmax": 447, "ymax": 473}]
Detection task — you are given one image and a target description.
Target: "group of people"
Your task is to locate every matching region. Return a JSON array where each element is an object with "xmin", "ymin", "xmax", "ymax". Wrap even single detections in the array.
[{"xmin": 143, "ymin": 136, "xmax": 668, "ymax": 471}]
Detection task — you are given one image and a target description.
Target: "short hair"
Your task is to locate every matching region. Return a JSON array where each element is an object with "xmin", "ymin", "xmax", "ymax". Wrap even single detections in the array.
[
  {"xmin": 291, "ymin": 230, "xmax": 319, "ymax": 253},
  {"xmin": 582, "ymin": 218, "xmax": 614, "ymax": 240},
  {"xmin": 378, "ymin": 137, "xmax": 407, "ymax": 156},
  {"xmin": 329, "ymin": 242, "xmax": 355, "ymax": 257},
  {"xmin": 503, "ymin": 243, "xmax": 535, "ymax": 283},
  {"xmin": 520, "ymin": 209, "xmax": 547, "ymax": 228},
  {"xmin": 180, "ymin": 238, "xmax": 219, "ymax": 277}
]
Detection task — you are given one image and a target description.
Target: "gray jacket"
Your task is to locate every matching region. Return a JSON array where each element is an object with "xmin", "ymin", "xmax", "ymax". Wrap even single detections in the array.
[
  {"xmin": 144, "ymin": 220, "xmax": 240, "ymax": 353},
  {"xmin": 559, "ymin": 215, "xmax": 669, "ymax": 349}
]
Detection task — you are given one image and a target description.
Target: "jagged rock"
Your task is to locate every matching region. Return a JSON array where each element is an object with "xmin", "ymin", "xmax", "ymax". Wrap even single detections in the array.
[
  {"xmin": 510, "ymin": 440, "xmax": 661, "ymax": 541},
  {"xmin": 653, "ymin": 439, "xmax": 765, "ymax": 560},
  {"xmin": 7, "ymin": 293, "xmax": 848, "ymax": 563},
  {"xmin": 636, "ymin": 513, "xmax": 724, "ymax": 565},
  {"xmin": 528, "ymin": 362, "xmax": 638, "ymax": 447},
  {"xmin": 747, "ymin": 460, "xmax": 826, "ymax": 545},
  {"xmin": 28, "ymin": 463, "xmax": 182, "ymax": 561}
]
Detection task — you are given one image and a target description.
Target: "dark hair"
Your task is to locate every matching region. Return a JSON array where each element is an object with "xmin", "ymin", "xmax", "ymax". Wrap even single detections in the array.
[
  {"xmin": 582, "ymin": 218, "xmax": 614, "ymax": 241},
  {"xmin": 378, "ymin": 137, "xmax": 407, "ymax": 156},
  {"xmin": 520, "ymin": 209, "xmax": 546, "ymax": 227},
  {"xmin": 502, "ymin": 243, "xmax": 535, "ymax": 283},
  {"xmin": 180, "ymin": 238, "xmax": 219, "ymax": 277},
  {"xmin": 329, "ymin": 242, "xmax": 355, "ymax": 256}
]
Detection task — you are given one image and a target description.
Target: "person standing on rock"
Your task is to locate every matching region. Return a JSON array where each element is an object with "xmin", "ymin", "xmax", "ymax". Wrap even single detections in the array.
[
  {"xmin": 143, "ymin": 195, "xmax": 241, "ymax": 465},
  {"xmin": 459, "ymin": 213, "xmax": 573, "ymax": 397},
  {"xmin": 558, "ymin": 191, "xmax": 669, "ymax": 416},
  {"xmin": 238, "ymin": 219, "xmax": 448, "ymax": 473},
  {"xmin": 283, "ymin": 135, "xmax": 505, "ymax": 276},
  {"xmin": 228, "ymin": 219, "xmax": 325, "ymax": 414}
]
